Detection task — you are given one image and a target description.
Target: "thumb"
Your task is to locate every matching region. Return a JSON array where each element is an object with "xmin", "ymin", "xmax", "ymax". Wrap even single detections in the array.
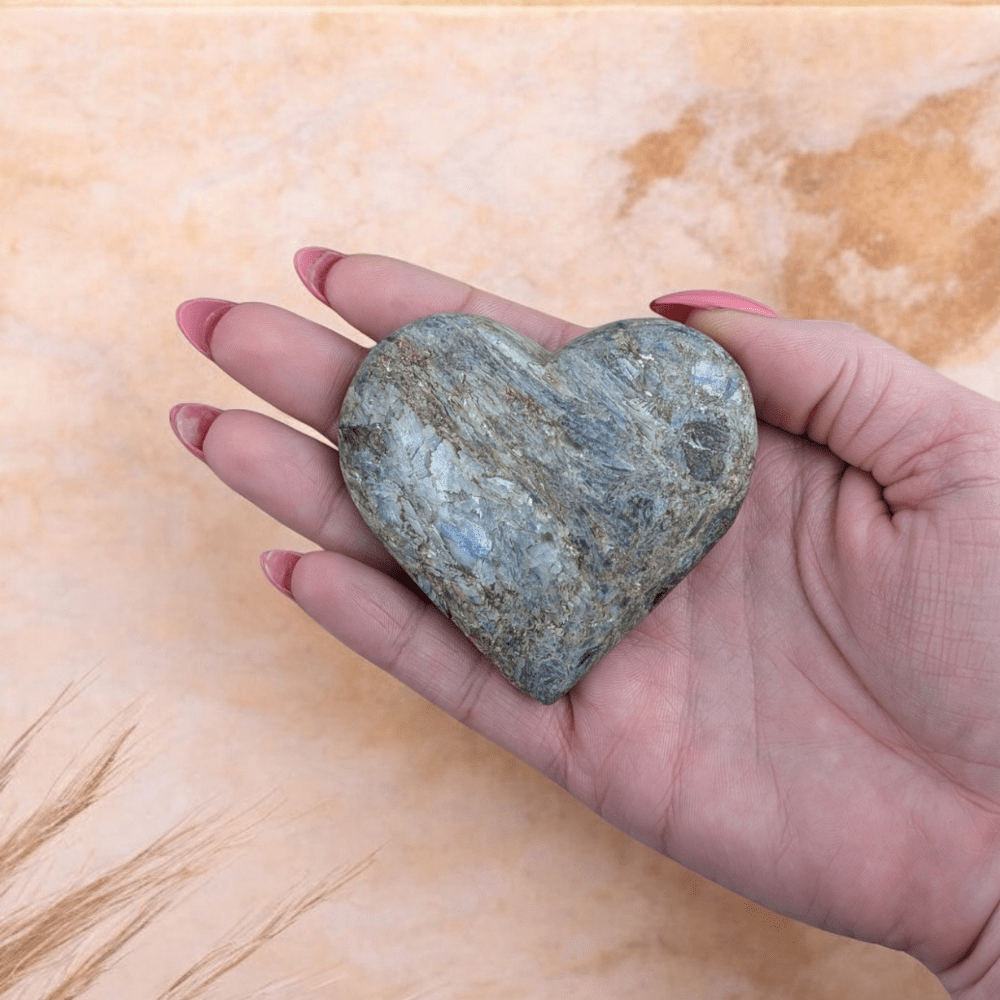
[{"xmin": 652, "ymin": 301, "xmax": 1000, "ymax": 514}]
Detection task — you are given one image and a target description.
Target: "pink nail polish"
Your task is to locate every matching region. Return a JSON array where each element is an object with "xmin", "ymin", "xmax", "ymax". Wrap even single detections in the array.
[
  {"xmin": 169, "ymin": 403, "xmax": 223, "ymax": 461},
  {"xmin": 650, "ymin": 290, "xmax": 778, "ymax": 325},
  {"xmin": 260, "ymin": 550, "xmax": 302, "ymax": 598},
  {"xmin": 176, "ymin": 298, "xmax": 236, "ymax": 358},
  {"xmin": 294, "ymin": 247, "xmax": 344, "ymax": 305}
]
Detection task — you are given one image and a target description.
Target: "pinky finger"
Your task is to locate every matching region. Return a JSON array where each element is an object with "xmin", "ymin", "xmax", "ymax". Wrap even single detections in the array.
[{"xmin": 284, "ymin": 550, "xmax": 568, "ymax": 766}]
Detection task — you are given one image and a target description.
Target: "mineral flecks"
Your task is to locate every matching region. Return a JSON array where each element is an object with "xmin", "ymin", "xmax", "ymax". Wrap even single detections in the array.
[{"xmin": 338, "ymin": 314, "xmax": 757, "ymax": 704}]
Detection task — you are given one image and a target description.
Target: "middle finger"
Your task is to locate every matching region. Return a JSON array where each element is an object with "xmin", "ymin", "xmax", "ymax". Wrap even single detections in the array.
[{"xmin": 196, "ymin": 300, "xmax": 366, "ymax": 444}]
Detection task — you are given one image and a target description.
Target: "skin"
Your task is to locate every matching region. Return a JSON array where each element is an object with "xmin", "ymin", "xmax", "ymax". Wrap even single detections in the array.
[{"xmin": 175, "ymin": 253, "xmax": 1000, "ymax": 997}]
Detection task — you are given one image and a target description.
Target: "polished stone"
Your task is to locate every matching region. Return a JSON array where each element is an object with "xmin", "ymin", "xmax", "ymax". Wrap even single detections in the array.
[{"xmin": 338, "ymin": 314, "xmax": 757, "ymax": 704}]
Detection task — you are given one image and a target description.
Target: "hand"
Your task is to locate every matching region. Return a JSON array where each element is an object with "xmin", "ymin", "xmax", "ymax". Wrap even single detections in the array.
[{"xmin": 171, "ymin": 251, "xmax": 1000, "ymax": 996}]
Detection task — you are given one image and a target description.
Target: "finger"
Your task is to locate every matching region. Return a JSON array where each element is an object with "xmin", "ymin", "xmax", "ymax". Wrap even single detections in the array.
[
  {"xmin": 185, "ymin": 254, "xmax": 587, "ymax": 441},
  {"xmin": 674, "ymin": 309, "xmax": 1000, "ymax": 512},
  {"xmin": 191, "ymin": 301, "xmax": 366, "ymax": 443},
  {"xmin": 193, "ymin": 406, "xmax": 396, "ymax": 572},
  {"xmin": 289, "ymin": 549, "xmax": 570, "ymax": 769},
  {"xmin": 307, "ymin": 251, "xmax": 587, "ymax": 351}
]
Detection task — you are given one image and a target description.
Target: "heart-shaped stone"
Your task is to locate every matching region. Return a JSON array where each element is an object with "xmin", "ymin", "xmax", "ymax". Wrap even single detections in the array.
[{"xmin": 338, "ymin": 314, "xmax": 756, "ymax": 704}]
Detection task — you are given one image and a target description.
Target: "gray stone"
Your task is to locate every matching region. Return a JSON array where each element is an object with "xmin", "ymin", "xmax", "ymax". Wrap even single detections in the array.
[{"xmin": 338, "ymin": 314, "xmax": 756, "ymax": 704}]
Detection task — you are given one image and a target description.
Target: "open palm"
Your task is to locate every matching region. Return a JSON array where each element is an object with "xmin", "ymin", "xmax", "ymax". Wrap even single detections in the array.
[{"xmin": 172, "ymin": 253, "xmax": 1000, "ymax": 995}]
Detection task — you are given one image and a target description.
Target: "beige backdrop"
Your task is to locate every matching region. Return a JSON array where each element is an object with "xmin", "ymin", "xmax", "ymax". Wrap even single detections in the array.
[{"xmin": 3, "ymin": 6, "xmax": 999, "ymax": 998}]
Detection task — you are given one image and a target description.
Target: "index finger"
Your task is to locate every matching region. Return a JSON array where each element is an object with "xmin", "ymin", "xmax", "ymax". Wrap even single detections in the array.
[
  {"xmin": 310, "ymin": 250, "xmax": 587, "ymax": 353},
  {"xmin": 199, "ymin": 252, "xmax": 587, "ymax": 442}
]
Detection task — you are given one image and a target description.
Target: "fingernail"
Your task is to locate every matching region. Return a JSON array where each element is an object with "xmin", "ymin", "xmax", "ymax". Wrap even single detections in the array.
[
  {"xmin": 176, "ymin": 298, "xmax": 236, "ymax": 358},
  {"xmin": 294, "ymin": 247, "xmax": 345, "ymax": 306},
  {"xmin": 169, "ymin": 403, "xmax": 223, "ymax": 461},
  {"xmin": 650, "ymin": 290, "xmax": 778, "ymax": 325},
  {"xmin": 260, "ymin": 549, "xmax": 302, "ymax": 598}
]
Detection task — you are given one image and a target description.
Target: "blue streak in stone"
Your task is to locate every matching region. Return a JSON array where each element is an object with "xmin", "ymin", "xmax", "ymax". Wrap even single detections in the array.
[
  {"xmin": 690, "ymin": 359, "xmax": 730, "ymax": 396},
  {"xmin": 439, "ymin": 519, "xmax": 493, "ymax": 564}
]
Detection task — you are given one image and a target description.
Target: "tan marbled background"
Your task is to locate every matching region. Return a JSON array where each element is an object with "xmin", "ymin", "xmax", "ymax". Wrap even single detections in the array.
[{"xmin": 3, "ymin": 6, "xmax": 999, "ymax": 997}]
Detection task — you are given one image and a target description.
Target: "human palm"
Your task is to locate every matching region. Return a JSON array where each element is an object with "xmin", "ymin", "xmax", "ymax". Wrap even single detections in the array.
[{"xmin": 172, "ymin": 252, "xmax": 1000, "ymax": 995}]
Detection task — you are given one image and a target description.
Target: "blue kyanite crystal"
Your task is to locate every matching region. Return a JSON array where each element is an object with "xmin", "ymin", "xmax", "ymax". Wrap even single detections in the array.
[{"xmin": 338, "ymin": 314, "xmax": 757, "ymax": 704}]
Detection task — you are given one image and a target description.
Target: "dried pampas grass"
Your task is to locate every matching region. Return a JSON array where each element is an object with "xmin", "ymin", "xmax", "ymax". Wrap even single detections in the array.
[{"xmin": 0, "ymin": 690, "xmax": 372, "ymax": 999}]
